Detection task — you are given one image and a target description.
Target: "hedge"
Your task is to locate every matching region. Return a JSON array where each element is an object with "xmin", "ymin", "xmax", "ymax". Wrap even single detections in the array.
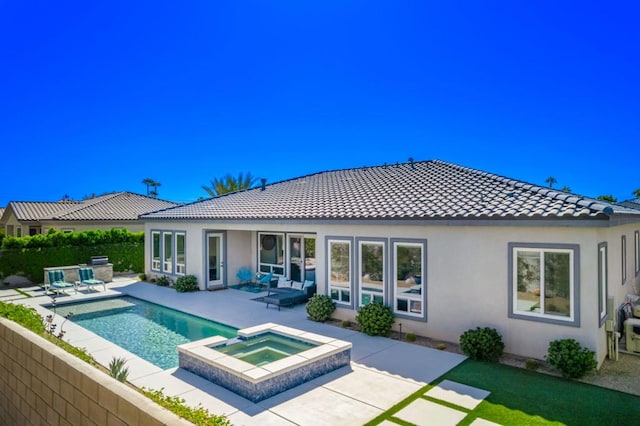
[{"xmin": 0, "ymin": 229, "xmax": 144, "ymax": 283}]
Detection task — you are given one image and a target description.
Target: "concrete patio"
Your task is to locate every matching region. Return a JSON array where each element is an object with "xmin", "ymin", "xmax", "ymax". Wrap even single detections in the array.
[{"xmin": 17, "ymin": 277, "xmax": 467, "ymax": 425}]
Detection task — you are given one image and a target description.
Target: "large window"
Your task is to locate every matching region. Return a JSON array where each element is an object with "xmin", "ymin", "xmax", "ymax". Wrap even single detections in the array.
[
  {"xmin": 258, "ymin": 233, "xmax": 284, "ymax": 275},
  {"xmin": 392, "ymin": 240, "xmax": 425, "ymax": 318},
  {"xmin": 151, "ymin": 230, "xmax": 186, "ymax": 276},
  {"xmin": 509, "ymin": 243, "xmax": 579, "ymax": 326},
  {"xmin": 635, "ymin": 231, "xmax": 639, "ymax": 276},
  {"xmin": 151, "ymin": 231, "xmax": 161, "ymax": 270},
  {"xmin": 598, "ymin": 242, "xmax": 608, "ymax": 326},
  {"xmin": 328, "ymin": 239, "xmax": 352, "ymax": 305},
  {"xmin": 163, "ymin": 232, "xmax": 173, "ymax": 273},
  {"xmin": 622, "ymin": 235, "xmax": 627, "ymax": 285},
  {"xmin": 358, "ymin": 240, "xmax": 385, "ymax": 306},
  {"xmin": 176, "ymin": 233, "xmax": 186, "ymax": 274}
]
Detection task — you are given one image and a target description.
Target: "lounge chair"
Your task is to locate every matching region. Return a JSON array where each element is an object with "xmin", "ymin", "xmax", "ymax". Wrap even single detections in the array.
[
  {"xmin": 256, "ymin": 272, "xmax": 277, "ymax": 287},
  {"xmin": 264, "ymin": 280, "xmax": 316, "ymax": 310},
  {"xmin": 46, "ymin": 270, "xmax": 76, "ymax": 295},
  {"xmin": 76, "ymin": 267, "xmax": 106, "ymax": 292}
]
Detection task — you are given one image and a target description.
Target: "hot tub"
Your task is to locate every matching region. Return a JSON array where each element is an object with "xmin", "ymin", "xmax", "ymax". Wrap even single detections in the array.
[{"xmin": 178, "ymin": 322, "xmax": 352, "ymax": 402}]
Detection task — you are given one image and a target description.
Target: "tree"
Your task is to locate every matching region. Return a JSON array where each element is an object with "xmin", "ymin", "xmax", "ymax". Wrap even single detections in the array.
[
  {"xmin": 560, "ymin": 186, "xmax": 572, "ymax": 193},
  {"xmin": 545, "ymin": 176, "xmax": 557, "ymax": 188},
  {"xmin": 597, "ymin": 195, "xmax": 617, "ymax": 203},
  {"xmin": 142, "ymin": 178, "xmax": 161, "ymax": 198},
  {"xmin": 632, "ymin": 188, "xmax": 640, "ymax": 199},
  {"xmin": 202, "ymin": 172, "xmax": 258, "ymax": 197}
]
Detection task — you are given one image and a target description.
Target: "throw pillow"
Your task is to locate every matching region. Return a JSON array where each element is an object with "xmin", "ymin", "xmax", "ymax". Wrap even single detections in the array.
[
  {"xmin": 291, "ymin": 281, "xmax": 303, "ymax": 290},
  {"xmin": 277, "ymin": 279, "xmax": 291, "ymax": 288},
  {"xmin": 303, "ymin": 280, "xmax": 314, "ymax": 289}
]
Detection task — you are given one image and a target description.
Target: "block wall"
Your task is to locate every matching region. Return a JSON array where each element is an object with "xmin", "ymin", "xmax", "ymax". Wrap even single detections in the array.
[{"xmin": 0, "ymin": 318, "xmax": 189, "ymax": 425}]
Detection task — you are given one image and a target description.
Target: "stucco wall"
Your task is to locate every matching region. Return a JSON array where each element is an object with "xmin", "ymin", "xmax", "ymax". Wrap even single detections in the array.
[
  {"xmin": 144, "ymin": 219, "xmax": 640, "ymax": 364},
  {"xmin": 0, "ymin": 317, "xmax": 189, "ymax": 425}
]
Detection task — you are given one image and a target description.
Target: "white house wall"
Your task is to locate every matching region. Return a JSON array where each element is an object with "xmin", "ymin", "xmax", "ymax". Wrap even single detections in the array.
[{"xmin": 144, "ymin": 220, "xmax": 640, "ymax": 364}]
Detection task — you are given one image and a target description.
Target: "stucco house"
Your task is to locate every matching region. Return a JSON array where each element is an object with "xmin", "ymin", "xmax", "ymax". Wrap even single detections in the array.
[
  {"xmin": 2, "ymin": 192, "xmax": 179, "ymax": 236},
  {"xmin": 141, "ymin": 160, "xmax": 640, "ymax": 365}
]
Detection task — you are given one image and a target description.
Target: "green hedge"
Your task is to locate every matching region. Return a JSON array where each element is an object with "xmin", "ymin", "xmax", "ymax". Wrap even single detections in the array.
[{"xmin": 0, "ymin": 229, "xmax": 144, "ymax": 283}]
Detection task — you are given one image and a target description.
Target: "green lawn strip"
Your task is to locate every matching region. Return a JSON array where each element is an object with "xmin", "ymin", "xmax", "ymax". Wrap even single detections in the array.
[
  {"xmin": 442, "ymin": 359, "xmax": 640, "ymax": 426},
  {"xmin": 14, "ymin": 288, "xmax": 32, "ymax": 298},
  {"xmin": 363, "ymin": 384, "xmax": 435, "ymax": 425}
]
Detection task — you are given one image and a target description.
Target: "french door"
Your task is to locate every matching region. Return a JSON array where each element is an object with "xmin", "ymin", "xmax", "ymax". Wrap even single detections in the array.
[{"xmin": 207, "ymin": 233, "xmax": 225, "ymax": 288}]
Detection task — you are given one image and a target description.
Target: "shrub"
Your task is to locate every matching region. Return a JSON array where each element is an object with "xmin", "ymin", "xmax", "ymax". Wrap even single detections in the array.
[
  {"xmin": 108, "ymin": 356, "xmax": 129, "ymax": 382},
  {"xmin": 156, "ymin": 276, "xmax": 171, "ymax": 286},
  {"xmin": 436, "ymin": 343, "xmax": 447, "ymax": 350},
  {"xmin": 459, "ymin": 327, "xmax": 505, "ymax": 362},
  {"xmin": 405, "ymin": 332, "xmax": 416, "ymax": 342},
  {"xmin": 138, "ymin": 273, "xmax": 147, "ymax": 281},
  {"xmin": 306, "ymin": 295, "xmax": 336, "ymax": 322},
  {"xmin": 341, "ymin": 319, "xmax": 351, "ymax": 328},
  {"xmin": 356, "ymin": 302, "xmax": 395, "ymax": 336},
  {"xmin": 141, "ymin": 387, "xmax": 231, "ymax": 426},
  {"xmin": 546, "ymin": 339, "xmax": 597, "ymax": 379},
  {"xmin": 175, "ymin": 275, "xmax": 199, "ymax": 292},
  {"xmin": 525, "ymin": 358, "xmax": 540, "ymax": 370}
]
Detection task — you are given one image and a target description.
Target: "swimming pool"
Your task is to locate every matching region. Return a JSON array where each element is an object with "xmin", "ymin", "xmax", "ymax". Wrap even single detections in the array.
[{"xmin": 52, "ymin": 296, "xmax": 237, "ymax": 369}]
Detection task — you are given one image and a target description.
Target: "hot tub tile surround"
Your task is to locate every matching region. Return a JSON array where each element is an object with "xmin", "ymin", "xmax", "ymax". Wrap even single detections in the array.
[{"xmin": 178, "ymin": 322, "xmax": 352, "ymax": 402}]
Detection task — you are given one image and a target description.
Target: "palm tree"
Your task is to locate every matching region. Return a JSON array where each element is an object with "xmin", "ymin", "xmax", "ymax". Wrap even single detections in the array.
[
  {"xmin": 632, "ymin": 188, "xmax": 640, "ymax": 199},
  {"xmin": 560, "ymin": 186, "xmax": 572, "ymax": 193},
  {"xmin": 142, "ymin": 178, "xmax": 161, "ymax": 197},
  {"xmin": 597, "ymin": 195, "xmax": 617, "ymax": 203},
  {"xmin": 545, "ymin": 176, "xmax": 557, "ymax": 188},
  {"xmin": 202, "ymin": 172, "xmax": 259, "ymax": 197}
]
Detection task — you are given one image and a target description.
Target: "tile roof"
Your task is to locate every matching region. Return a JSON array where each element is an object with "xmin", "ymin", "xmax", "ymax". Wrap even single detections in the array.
[
  {"xmin": 620, "ymin": 198, "xmax": 640, "ymax": 210},
  {"xmin": 142, "ymin": 160, "xmax": 640, "ymax": 221},
  {"xmin": 9, "ymin": 192, "xmax": 179, "ymax": 222}
]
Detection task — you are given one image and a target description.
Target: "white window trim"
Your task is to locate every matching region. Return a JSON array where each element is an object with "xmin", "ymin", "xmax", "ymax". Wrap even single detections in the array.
[
  {"xmin": 175, "ymin": 232, "xmax": 186, "ymax": 275},
  {"xmin": 635, "ymin": 231, "xmax": 640, "ymax": 277},
  {"xmin": 622, "ymin": 235, "xmax": 627, "ymax": 285},
  {"xmin": 357, "ymin": 239, "xmax": 386, "ymax": 307},
  {"xmin": 258, "ymin": 232, "xmax": 285, "ymax": 276},
  {"xmin": 598, "ymin": 242, "xmax": 608, "ymax": 325},
  {"xmin": 508, "ymin": 243, "xmax": 580, "ymax": 327},
  {"xmin": 162, "ymin": 232, "xmax": 173, "ymax": 274},
  {"xmin": 151, "ymin": 231, "xmax": 161, "ymax": 271},
  {"xmin": 327, "ymin": 238, "xmax": 353, "ymax": 306},
  {"xmin": 392, "ymin": 240, "xmax": 425, "ymax": 319}
]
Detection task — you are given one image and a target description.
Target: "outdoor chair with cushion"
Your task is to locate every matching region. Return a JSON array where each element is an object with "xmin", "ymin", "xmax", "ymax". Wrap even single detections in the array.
[
  {"xmin": 46, "ymin": 270, "xmax": 76, "ymax": 295},
  {"xmin": 76, "ymin": 267, "xmax": 106, "ymax": 292},
  {"xmin": 256, "ymin": 272, "xmax": 277, "ymax": 288}
]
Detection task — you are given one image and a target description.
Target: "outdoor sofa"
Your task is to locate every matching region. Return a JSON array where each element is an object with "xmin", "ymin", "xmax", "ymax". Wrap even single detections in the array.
[{"xmin": 263, "ymin": 279, "xmax": 316, "ymax": 310}]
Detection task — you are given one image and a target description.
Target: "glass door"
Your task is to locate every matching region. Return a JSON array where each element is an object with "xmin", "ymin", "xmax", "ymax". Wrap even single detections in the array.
[
  {"xmin": 288, "ymin": 235, "xmax": 316, "ymax": 282},
  {"xmin": 207, "ymin": 233, "xmax": 224, "ymax": 288}
]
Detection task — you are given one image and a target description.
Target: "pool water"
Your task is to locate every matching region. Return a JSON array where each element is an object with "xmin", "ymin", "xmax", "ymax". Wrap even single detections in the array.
[
  {"xmin": 215, "ymin": 332, "xmax": 316, "ymax": 366},
  {"xmin": 52, "ymin": 296, "xmax": 237, "ymax": 369}
]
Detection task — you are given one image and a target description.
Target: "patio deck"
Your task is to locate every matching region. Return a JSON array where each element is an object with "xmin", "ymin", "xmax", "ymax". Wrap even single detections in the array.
[{"xmin": 18, "ymin": 277, "xmax": 466, "ymax": 425}]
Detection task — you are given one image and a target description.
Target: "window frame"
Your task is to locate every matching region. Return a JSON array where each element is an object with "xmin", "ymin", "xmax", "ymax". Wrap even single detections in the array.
[
  {"xmin": 356, "ymin": 238, "xmax": 387, "ymax": 307},
  {"xmin": 508, "ymin": 242, "xmax": 580, "ymax": 327},
  {"xmin": 621, "ymin": 235, "xmax": 627, "ymax": 285},
  {"xmin": 391, "ymin": 238, "xmax": 427, "ymax": 321},
  {"xmin": 598, "ymin": 242, "xmax": 608, "ymax": 326},
  {"xmin": 151, "ymin": 231, "xmax": 161, "ymax": 271},
  {"xmin": 151, "ymin": 230, "xmax": 187, "ymax": 276},
  {"xmin": 635, "ymin": 231, "xmax": 640, "ymax": 277},
  {"xmin": 326, "ymin": 237, "xmax": 354, "ymax": 308},
  {"xmin": 258, "ymin": 232, "xmax": 285, "ymax": 275}
]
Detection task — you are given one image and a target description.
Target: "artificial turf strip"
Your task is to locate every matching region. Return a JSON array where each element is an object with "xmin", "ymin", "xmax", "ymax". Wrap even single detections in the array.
[{"xmin": 442, "ymin": 359, "xmax": 640, "ymax": 426}]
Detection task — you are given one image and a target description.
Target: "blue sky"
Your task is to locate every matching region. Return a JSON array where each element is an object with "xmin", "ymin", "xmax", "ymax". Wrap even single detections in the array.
[{"xmin": 1, "ymin": 1, "xmax": 638, "ymax": 205}]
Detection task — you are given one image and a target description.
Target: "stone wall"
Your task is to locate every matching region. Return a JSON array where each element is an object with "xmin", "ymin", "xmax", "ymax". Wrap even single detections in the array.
[{"xmin": 0, "ymin": 317, "xmax": 190, "ymax": 425}]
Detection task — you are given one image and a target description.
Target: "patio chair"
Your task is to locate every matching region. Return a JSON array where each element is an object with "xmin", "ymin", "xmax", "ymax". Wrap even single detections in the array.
[
  {"xmin": 46, "ymin": 270, "xmax": 76, "ymax": 295},
  {"xmin": 236, "ymin": 266, "xmax": 253, "ymax": 284},
  {"xmin": 256, "ymin": 272, "xmax": 276, "ymax": 287},
  {"xmin": 76, "ymin": 267, "xmax": 106, "ymax": 292}
]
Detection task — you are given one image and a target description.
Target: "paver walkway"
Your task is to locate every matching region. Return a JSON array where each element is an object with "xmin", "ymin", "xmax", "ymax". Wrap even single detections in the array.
[{"xmin": 18, "ymin": 277, "xmax": 467, "ymax": 425}]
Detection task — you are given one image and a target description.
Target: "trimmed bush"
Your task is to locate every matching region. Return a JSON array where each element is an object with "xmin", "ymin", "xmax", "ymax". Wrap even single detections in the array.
[
  {"xmin": 525, "ymin": 358, "xmax": 540, "ymax": 370},
  {"xmin": 405, "ymin": 332, "xmax": 416, "ymax": 342},
  {"xmin": 356, "ymin": 302, "xmax": 395, "ymax": 336},
  {"xmin": 175, "ymin": 275, "xmax": 199, "ymax": 292},
  {"xmin": 306, "ymin": 295, "xmax": 336, "ymax": 322},
  {"xmin": 156, "ymin": 276, "xmax": 171, "ymax": 287},
  {"xmin": 546, "ymin": 339, "xmax": 597, "ymax": 378},
  {"xmin": 459, "ymin": 327, "xmax": 505, "ymax": 362},
  {"xmin": 341, "ymin": 319, "xmax": 351, "ymax": 328}
]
